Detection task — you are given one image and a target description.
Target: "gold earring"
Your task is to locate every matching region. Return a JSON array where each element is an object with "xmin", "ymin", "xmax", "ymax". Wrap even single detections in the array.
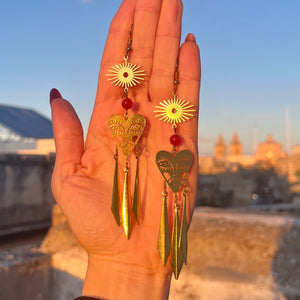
[
  {"xmin": 154, "ymin": 63, "xmax": 196, "ymax": 279},
  {"xmin": 106, "ymin": 25, "xmax": 146, "ymax": 239}
]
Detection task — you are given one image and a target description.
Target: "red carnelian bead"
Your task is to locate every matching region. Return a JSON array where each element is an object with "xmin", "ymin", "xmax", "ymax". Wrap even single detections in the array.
[
  {"xmin": 122, "ymin": 98, "xmax": 133, "ymax": 109},
  {"xmin": 170, "ymin": 134, "xmax": 181, "ymax": 146}
]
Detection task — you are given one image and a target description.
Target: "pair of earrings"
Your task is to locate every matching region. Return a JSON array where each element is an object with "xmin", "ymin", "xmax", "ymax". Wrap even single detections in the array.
[{"xmin": 106, "ymin": 26, "xmax": 196, "ymax": 279}]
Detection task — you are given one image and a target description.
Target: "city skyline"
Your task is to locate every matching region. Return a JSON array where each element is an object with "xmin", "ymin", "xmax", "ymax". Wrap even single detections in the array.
[
  {"xmin": 0, "ymin": 1, "xmax": 299, "ymax": 155},
  {"xmin": 201, "ymin": 129, "xmax": 289, "ymax": 157}
]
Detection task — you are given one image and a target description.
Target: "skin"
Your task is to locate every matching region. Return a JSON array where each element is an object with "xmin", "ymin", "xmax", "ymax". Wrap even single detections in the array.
[{"xmin": 50, "ymin": 0, "xmax": 201, "ymax": 299}]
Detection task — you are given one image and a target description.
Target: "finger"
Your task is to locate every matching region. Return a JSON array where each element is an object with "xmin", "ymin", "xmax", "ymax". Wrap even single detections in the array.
[
  {"xmin": 97, "ymin": 0, "xmax": 137, "ymax": 102},
  {"xmin": 175, "ymin": 34, "xmax": 200, "ymax": 221},
  {"xmin": 88, "ymin": 0, "xmax": 137, "ymax": 143},
  {"xmin": 130, "ymin": 0, "xmax": 164, "ymax": 94},
  {"xmin": 87, "ymin": 0, "xmax": 163, "ymax": 143},
  {"xmin": 50, "ymin": 89, "xmax": 84, "ymax": 199},
  {"xmin": 176, "ymin": 33, "xmax": 201, "ymax": 143},
  {"xmin": 150, "ymin": 0, "xmax": 183, "ymax": 103}
]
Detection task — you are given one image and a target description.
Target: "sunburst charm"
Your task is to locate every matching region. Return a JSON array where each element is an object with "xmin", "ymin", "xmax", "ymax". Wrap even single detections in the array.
[
  {"xmin": 154, "ymin": 97, "xmax": 196, "ymax": 125},
  {"xmin": 106, "ymin": 59, "xmax": 146, "ymax": 89}
]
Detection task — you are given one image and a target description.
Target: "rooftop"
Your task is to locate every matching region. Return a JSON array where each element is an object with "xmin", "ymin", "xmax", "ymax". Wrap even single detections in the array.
[{"xmin": 0, "ymin": 104, "xmax": 53, "ymax": 139}]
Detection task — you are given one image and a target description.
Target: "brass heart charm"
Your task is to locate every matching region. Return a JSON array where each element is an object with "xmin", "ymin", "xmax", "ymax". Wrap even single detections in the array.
[
  {"xmin": 108, "ymin": 114, "xmax": 146, "ymax": 157},
  {"xmin": 156, "ymin": 150, "xmax": 194, "ymax": 193}
]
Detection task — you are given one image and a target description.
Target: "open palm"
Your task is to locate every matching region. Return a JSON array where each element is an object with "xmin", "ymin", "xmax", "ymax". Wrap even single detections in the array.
[{"xmin": 50, "ymin": 0, "xmax": 200, "ymax": 298}]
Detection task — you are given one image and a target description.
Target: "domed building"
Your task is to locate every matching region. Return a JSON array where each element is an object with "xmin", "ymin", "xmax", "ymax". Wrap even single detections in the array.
[{"xmin": 255, "ymin": 134, "xmax": 282, "ymax": 166}]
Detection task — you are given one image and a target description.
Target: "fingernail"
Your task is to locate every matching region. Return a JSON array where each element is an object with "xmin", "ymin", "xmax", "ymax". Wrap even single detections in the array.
[
  {"xmin": 185, "ymin": 33, "xmax": 196, "ymax": 43},
  {"xmin": 50, "ymin": 88, "xmax": 62, "ymax": 104}
]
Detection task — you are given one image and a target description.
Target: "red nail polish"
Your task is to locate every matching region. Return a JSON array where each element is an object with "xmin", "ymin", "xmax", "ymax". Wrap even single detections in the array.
[
  {"xmin": 50, "ymin": 88, "xmax": 62, "ymax": 104},
  {"xmin": 185, "ymin": 33, "xmax": 196, "ymax": 43}
]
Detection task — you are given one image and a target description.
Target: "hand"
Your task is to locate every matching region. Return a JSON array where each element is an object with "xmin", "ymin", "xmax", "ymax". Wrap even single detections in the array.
[{"xmin": 50, "ymin": 0, "xmax": 200, "ymax": 299}]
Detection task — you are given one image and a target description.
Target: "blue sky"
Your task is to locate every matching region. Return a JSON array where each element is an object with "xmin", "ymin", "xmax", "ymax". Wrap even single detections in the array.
[{"xmin": 0, "ymin": 0, "xmax": 299, "ymax": 155}]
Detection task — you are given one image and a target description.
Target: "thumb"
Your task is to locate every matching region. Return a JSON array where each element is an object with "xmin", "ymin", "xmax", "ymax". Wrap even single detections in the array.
[{"xmin": 50, "ymin": 88, "xmax": 84, "ymax": 199}]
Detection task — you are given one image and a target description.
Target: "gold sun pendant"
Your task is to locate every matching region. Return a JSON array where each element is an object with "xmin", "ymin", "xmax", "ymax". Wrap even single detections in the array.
[
  {"xmin": 106, "ymin": 59, "xmax": 146, "ymax": 89},
  {"xmin": 154, "ymin": 97, "xmax": 196, "ymax": 126}
]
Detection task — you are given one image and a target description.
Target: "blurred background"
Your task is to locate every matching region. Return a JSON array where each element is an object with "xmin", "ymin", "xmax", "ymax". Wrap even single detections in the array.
[{"xmin": 0, "ymin": 1, "xmax": 299, "ymax": 299}]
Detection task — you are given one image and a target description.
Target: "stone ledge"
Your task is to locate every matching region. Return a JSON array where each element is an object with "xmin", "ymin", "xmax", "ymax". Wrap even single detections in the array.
[
  {"xmin": 0, "ymin": 153, "xmax": 55, "ymax": 164},
  {"xmin": 39, "ymin": 205, "xmax": 300, "ymax": 300},
  {"xmin": 1, "ymin": 205, "xmax": 298, "ymax": 299},
  {"xmin": 187, "ymin": 207, "xmax": 300, "ymax": 299},
  {"xmin": 0, "ymin": 220, "xmax": 51, "ymax": 237},
  {"xmin": 0, "ymin": 243, "xmax": 51, "ymax": 300}
]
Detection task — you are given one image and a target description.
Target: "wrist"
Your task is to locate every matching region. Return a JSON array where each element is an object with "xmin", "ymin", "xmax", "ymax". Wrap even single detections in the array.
[{"xmin": 82, "ymin": 254, "xmax": 172, "ymax": 300}]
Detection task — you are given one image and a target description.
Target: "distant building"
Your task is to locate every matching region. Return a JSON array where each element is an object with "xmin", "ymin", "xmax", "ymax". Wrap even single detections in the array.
[
  {"xmin": 200, "ymin": 133, "xmax": 254, "ymax": 175},
  {"xmin": 287, "ymin": 144, "xmax": 300, "ymax": 185},
  {"xmin": 198, "ymin": 132, "xmax": 299, "ymax": 207},
  {"xmin": 0, "ymin": 104, "xmax": 55, "ymax": 154},
  {"xmin": 229, "ymin": 132, "xmax": 242, "ymax": 156},
  {"xmin": 214, "ymin": 134, "xmax": 226, "ymax": 160},
  {"xmin": 255, "ymin": 134, "xmax": 282, "ymax": 166},
  {"xmin": 227, "ymin": 132, "xmax": 254, "ymax": 170}
]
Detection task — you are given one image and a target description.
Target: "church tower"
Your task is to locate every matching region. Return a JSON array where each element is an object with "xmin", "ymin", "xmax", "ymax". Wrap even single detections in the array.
[
  {"xmin": 229, "ymin": 132, "xmax": 242, "ymax": 156},
  {"xmin": 214, "ymin": 134, "xmax": 226, "ymax": 159}
]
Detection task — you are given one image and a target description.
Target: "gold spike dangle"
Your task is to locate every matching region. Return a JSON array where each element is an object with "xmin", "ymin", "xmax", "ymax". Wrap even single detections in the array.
[
  {"xmin": 171, "ymin": 198, "xmax": 184, "ymax": 279},
  {"xmin": 111, "ymin": 147, "xmax": 120, "ymax": 226},
  {"xmin": 179, "ymin": 184, "xmax": 189, "ymax": 265},
  {"xmin": 122, "ymin": 160, "xmax": 131, "ymax": 239},
  {"xmin": 154, "ymin": 61, "xmax": 196, "ymax": 279},
  {"xmin": 106, "ymin": 25, "xmax": 146, "ymax": 239},
  {"xmin": 132, "ymin": 146, "xmax": 141, "ymax": 224},
  {"xmin": 157, "ymin": 181, "xmax": 171, "ymax": 266}
]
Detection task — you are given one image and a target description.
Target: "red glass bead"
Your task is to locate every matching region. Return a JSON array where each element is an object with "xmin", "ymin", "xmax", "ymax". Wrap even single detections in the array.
[
  {"xmin": 122, "ymin": 98, "xmax": 133, "ymax": 110},
  {"xmin": 170, "ymin": 134, "xmax": 181, "ymax": 146}
]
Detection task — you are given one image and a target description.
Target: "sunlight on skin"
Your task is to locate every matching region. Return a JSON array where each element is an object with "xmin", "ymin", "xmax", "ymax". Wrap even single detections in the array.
[{"xmin": 50, "ymin": 0, "xmax": 200, "ymax": 299}]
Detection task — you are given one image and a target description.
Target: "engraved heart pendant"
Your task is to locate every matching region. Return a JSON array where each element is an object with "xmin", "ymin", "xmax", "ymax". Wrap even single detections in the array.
[
  {"xmin": 156, "ymin": 150, "xmax": 194, "ymax": 193},
  {"xmin": 108, "ymin": 114, "xmax": 146, "ymax": 157}
]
